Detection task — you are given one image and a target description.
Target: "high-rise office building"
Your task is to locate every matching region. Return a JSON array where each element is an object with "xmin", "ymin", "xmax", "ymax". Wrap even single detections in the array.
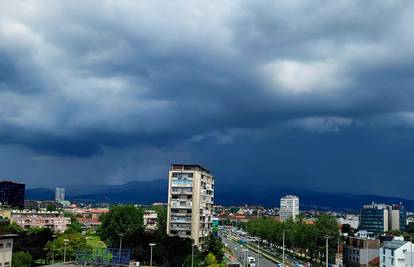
[
  {"xmin": 55, "ymin": 188, "xmax": 65, "ymax": 202},
  {"xmin": 359, "ymin": 203, "xmax": 407, "ymax": 235},
  {"xmin": 280, "ymin": 195, "xmax": 299, "ymax": 221},
  {"xmin": 0, "ymin": 181, "xmax": 25, "ymax": 209},
  {"xmin": 166, "ymin": 164, "xmax": 214, "ymax": 246}
]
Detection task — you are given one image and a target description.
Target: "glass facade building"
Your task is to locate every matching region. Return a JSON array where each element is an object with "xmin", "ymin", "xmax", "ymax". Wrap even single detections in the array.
[
  {"xmin": 0, "ymin": 181, "xmax": 25, "ymax": 209},
  {"xmin": 359, "ymin": 205, "xmax": 387, "ymax": 234},
  {"xmin": 359, "ymin": 203, "xmax": 407, "ymax": 235}
]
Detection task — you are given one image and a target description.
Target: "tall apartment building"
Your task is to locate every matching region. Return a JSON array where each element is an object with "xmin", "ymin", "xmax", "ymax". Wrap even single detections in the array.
[
  {"xmin": 167, "ymin": 164, "xmax": 214, "ymax": 246},
  {"xmin": 359, "ymin": 203, "xmax": 407, "ymax": 235},
  {"xmin": 0, "ymin": 181, "xmax": 25, "ymax": 209},
  {"xmin": 280, "ymin": 195, "xmax": 299, "ymax": 221},
  {"xmin": 55, "ymin": 188, "xmax": 65, "ymax": 202}
]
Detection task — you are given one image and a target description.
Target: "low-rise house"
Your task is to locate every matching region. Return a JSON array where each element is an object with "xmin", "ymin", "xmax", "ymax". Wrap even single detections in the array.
[
  {"xmin": 24, "ymin": 200, "xmax": 63, "ymax": 211},
  {"xmin": 338, "ymin": 214, "xmax": 360, "ymax": 229},
  {"xmin": 343, "ymin": 231, "xmax": 380, "ymax": 267},
  {"xmin": 78, "ymin": 218, "xmax": 101, "ymax": 229},
  {"xmin": 143, "ymin": 210, "xmax": 157, "ymax": 231},
  {"xmin": 63, "ymin": 208, "xmax": 109, "ymax": 219}
]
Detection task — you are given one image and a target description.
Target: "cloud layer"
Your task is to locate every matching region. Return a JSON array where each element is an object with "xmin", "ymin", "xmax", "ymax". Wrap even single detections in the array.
[{"xmin": 1, "ymin": 1, "xmax": 414, "ymax": 198}]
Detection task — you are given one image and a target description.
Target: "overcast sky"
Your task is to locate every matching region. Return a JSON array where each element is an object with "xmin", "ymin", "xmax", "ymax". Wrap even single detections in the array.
[{"xmin": 1, "ymin": 1, "xmax": 414, "ymax": 198}]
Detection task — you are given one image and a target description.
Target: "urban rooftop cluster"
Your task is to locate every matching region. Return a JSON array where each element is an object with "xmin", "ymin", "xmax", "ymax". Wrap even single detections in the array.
[{"xmin": 0, "ymin": 164, "xmax": 413, "ymax": 267}]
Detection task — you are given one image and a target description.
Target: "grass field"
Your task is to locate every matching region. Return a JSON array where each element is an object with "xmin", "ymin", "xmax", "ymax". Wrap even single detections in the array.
[{"xmin": 86, "ymin": 235, "xmax": 107, "ymax": 250}]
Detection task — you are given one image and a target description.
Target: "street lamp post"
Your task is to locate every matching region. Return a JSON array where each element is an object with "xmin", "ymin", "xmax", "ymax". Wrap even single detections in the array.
[
  {"xmin": 410, "ymin": 236, "xmax": 413, "ymax": 267},
  {"xmin": 282, "ymin": 230, "xmax": 285, "ymax": 267},
  {"xmin": 149, "ymin": 243, "xmax": 156, "ymax": 266},
  {"xmin": 242, "ymin": 249, "xmax": 248, "ymax": 266},
  {"xmin": 63, "ymin": 239, "xmax": 69, "ymax": 263},
  {"xmin": 118, "ymin": 234, "xmax": 124, "ymax": 265},
  {"xmin": 52, "ymin": 234, "xmax": 56, "ymax": 264},
  {"xmin": 337, "ymin": 236, "xmax": 340, "ymax": 265},
  {"xmin": 324, "ymin": 235, "xmax": 331, "ymax": 267}
]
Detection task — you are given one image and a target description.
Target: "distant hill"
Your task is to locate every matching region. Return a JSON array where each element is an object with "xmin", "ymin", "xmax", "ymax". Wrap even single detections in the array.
[
  {"xmin": 25, "ymin": 179, "xmax": 414, "ymax": 211},
  {"xmin": 25, "ymin": 188, "xmax": 54, "ymax": 200}
]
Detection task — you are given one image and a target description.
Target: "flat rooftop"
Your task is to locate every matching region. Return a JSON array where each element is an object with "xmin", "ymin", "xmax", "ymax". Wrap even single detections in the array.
[
  {"xmin": 0, "ymin": 180, "xmax": 25, "ymax": 185},
  {"xmin": 171, "ymin": 164, "xmax": 210, "ymax": 173}
]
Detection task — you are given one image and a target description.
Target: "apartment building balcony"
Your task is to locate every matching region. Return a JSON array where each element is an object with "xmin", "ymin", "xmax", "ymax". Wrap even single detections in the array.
[
  {"xmin": 170, "ymin": 217, "xmax": 192, "ymax": 223},
  {"xmin": 171, "ymin": 212, "xmax": 192, "ymax": 217},
  {"xmin": 171, "ymin": 189, "xmax": 193, "ymax": 195},
  {"xmin": 171, "ymin": 179, "xmax": 193, "ymax": 187},
  {"xmin": 170, "ymin": 201, "xmax": 192, "ymax": 209},
  {"xmin": 170, "ymin": 224, "xmax": 192, "ymax": 231}
]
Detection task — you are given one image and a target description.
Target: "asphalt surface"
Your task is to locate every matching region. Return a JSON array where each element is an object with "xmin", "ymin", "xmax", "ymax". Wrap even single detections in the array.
[{"xmin": 221, "ymin": 232, "xmax": 280, "ymax": 267}]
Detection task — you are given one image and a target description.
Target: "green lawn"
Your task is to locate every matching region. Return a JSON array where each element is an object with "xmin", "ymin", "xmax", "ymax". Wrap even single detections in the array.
[{"xmin": 86, "ymin": 235, "xmax": 107, "ymax": 250}]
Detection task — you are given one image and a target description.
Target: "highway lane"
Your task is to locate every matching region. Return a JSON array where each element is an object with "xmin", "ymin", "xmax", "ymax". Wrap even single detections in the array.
[{"xmin": 221, "ymin": 232, "xmax": 279, "ymax": 267}]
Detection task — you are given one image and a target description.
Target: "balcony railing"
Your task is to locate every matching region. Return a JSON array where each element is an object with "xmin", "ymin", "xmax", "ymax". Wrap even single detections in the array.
[
  {"xmin": 171, "ymin": 189, "xmax": 193, "ymax": 194},
  {"xmin": 170, "ymin": 201, "xmax": 192, "ymax": 208},
  {"xmin": 170, "ymin": 218, "xmax": 192, "ymax": 223}
]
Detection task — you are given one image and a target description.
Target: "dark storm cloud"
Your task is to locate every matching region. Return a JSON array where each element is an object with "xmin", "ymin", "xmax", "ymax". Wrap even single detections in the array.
[{"xmin": 1, "ymin": 1, "xmax": 414, "ymax": 196}]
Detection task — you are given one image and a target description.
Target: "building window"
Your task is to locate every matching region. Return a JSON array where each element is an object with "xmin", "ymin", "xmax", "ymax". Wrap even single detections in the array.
[{"xmin": 6, "ymin": 243, "xmax": 11, "ymax": 248}]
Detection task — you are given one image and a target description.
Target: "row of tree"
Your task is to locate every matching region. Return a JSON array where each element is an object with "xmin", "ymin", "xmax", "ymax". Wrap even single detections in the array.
[
  {"xmin": 98, "ymin": 205, "xmax": 226, "ymax": 267},
  {"xmin": 245, "ymin": 215, "xmax": 340, "ymax": 264}
]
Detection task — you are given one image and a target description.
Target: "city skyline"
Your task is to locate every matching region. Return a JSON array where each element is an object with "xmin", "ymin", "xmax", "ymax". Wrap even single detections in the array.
[{"xmin": 1, "ymin": 1, "xmax": 414, "ymax": 199}]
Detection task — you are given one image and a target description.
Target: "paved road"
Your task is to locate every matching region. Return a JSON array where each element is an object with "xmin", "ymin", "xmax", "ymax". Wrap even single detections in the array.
[{"xmin": 221, "ymin": 232, "xmax": 279, "ymax": 267}]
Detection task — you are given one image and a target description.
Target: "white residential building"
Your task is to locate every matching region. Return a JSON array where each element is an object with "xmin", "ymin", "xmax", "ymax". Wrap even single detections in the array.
[
  {"xmin": 167, "ymin": 164, "xmax": 214, "ymax": 246},
  {"xmin": 280, "ymin": 195, "xmax": 299, "ymax": 221},
  {"xmin": 338, "ymin": 214, "xmax": 360, "ymax": 229},
  {"xmin": 0, "ymin": 234, "xmax": 17, "ymax": 267},
  {"xmin": 380, "ymin": 238, "xmax": 414, "ymax": 267},
  {"xmin": 143, "ymin": 210, "xmax": 157, "ymax": 231}
]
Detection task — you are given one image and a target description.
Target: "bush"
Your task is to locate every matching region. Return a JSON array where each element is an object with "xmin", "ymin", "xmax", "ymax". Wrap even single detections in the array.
[{"xmin": 12, "ymin": 251, "xmax": 32, "ymax": 267}]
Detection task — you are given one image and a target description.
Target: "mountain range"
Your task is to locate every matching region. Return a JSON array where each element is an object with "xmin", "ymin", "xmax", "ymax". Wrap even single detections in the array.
[{"xmin": 25, "ymin": 179, "xmax": 414, "ymax": 211}]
